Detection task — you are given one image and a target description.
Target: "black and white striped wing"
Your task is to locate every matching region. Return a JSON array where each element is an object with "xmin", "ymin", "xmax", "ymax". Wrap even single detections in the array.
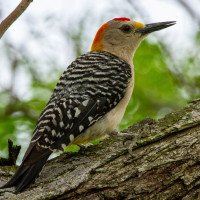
[{"xmin": 23, "ymin": 51, "xmax": 132, "ymax": 165}]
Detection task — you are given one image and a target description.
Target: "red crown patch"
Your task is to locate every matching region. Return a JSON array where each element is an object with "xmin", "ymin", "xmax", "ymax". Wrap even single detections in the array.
[{"xmin": 113, "ymin": 17, "xmax": 131, "ymax": 21}]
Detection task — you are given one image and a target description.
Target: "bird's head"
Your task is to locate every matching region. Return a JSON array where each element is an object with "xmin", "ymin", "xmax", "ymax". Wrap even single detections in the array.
[{"xmin": 91, "ymin": 17, "xmax": 176, "ymax": 64}]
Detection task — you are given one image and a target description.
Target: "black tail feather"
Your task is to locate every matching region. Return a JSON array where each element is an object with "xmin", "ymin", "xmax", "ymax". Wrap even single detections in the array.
[{"xmin": 0, "ymin": 155, "xmax": 49, "ymax": 193}]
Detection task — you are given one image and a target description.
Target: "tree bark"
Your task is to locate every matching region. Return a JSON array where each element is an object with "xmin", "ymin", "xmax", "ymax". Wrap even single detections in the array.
[{"xmin": 0, "ymin": 101, "xmax": 200, "ymax": 200}]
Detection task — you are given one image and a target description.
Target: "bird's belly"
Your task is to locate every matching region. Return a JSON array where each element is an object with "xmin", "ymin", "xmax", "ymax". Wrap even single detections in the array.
[{"xmin": 70, "ymin": 79, "xmax": 134, "ymax": 145}]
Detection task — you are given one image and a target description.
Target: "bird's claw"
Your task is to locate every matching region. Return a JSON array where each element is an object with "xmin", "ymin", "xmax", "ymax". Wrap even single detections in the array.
[
  {"xmin": 121, "ymin": 132, "xmax": 139, "ymax": 158},
  {"xmin": 110, "ymin": 130, "xmax": 138, "ymax": 158}
]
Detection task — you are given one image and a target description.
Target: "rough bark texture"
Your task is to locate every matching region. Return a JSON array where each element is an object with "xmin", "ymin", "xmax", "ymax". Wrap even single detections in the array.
[{"xmin": 0, "ymin": 102, "xmax": 200, "ymax": 200}]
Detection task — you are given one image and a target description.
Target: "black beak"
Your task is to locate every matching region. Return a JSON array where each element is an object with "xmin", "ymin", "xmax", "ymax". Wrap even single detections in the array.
[{"xmin": 135, "ymin": 21, "xmax": 176, "ymax": 35}]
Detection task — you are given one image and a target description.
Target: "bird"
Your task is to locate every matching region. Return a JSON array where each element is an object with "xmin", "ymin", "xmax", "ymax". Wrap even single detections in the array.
[{"xmin": 0, "ymin": 17, "xmax": 176, "ymax": 193}]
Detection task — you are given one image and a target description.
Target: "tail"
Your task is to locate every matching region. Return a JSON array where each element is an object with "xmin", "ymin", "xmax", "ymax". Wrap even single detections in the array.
[{"xmin": 0, "ymin": 155, "xmax": 49, "ymax": 193}]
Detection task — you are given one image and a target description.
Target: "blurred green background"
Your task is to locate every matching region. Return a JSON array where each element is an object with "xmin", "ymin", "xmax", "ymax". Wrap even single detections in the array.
[{"xmin": 0, "ymin": 0, "xmax": 200, "ymax": 161}]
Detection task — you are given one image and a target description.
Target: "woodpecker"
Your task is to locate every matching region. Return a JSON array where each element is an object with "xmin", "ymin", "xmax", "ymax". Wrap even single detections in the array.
[{"xmin": 0, "ymin": 17, "xmax": 175, "ymax": 193}]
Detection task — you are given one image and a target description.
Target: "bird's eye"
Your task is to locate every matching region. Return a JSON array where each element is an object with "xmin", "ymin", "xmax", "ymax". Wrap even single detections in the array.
[{"xmin": 120, "ymin": 25, "xmax": 131, "ymax": 33}]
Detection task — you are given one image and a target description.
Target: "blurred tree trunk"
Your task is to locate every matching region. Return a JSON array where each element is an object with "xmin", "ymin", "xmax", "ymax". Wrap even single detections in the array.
[{"xmin": 0, "ymin": 102, "xmax": 200, "ymax": 200}]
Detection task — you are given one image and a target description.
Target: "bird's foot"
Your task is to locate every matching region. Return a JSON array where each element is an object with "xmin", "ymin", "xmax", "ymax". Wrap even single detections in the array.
[
  {"xmin": 110, "ymin": 129, "xmax": 138, "ymax": 157},
  {"xmin": 121, "ymin": 132, "xmax": 140, "ymax": 158},
  {"xmin": 112, "ymin": 118, "xmax": 155, "ymax": 157}
]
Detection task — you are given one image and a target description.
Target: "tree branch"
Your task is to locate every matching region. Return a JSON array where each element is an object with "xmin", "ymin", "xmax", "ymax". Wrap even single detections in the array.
[
  {"xmin": 0, "ymin": 0, "xmax": 33, "ymax": 39},
  {"xmin": 0, "ymin": 140, "xmax": 21, "ymax": 166},
  {"xmin": 0, "ymin": 102, "xmax": 200, "ymax": 199}
]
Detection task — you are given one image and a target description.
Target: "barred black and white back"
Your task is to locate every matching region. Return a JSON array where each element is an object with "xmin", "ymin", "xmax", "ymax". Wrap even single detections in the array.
[
  {"xmin": 1, "ymin": 51, "xmax": 132, "ymax": 193},
  {"xmin": 32, "ymin": 51, "xmax": 132, "ymax": 150}
]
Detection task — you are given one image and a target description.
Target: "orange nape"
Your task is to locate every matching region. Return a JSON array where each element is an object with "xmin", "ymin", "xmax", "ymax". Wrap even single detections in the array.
[{"xmin": 91, "ymin": 23, "xmax": 109, "ymax": 52}]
